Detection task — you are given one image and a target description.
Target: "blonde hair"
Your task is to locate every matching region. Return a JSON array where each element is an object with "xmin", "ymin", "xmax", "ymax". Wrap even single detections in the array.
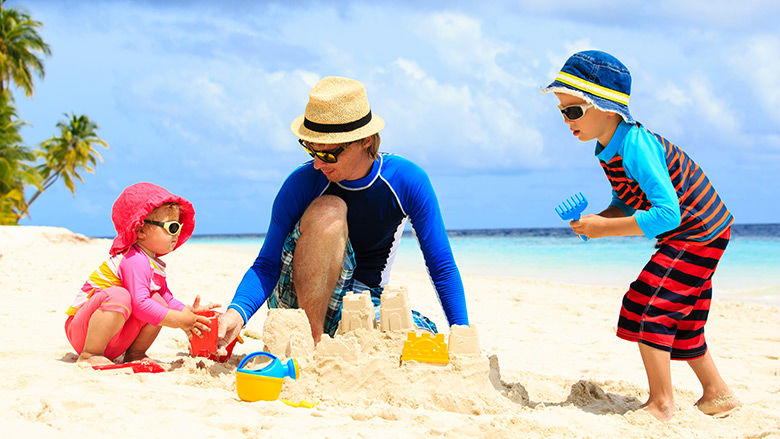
[
  {"xmin": 138, "ymin": 203, "xmax": 180, "ymax": 235},
  {"xmin": 366, "ymin": 133, "xmax": 381, "ymax": 160}
]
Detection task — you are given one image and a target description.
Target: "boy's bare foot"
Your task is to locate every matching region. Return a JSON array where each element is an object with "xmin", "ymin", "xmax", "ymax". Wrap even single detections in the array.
[
  {"xmin": 640, "ymin": 399, "xmax": 675, "ymax": 422},
  {"xmin": 77, "ymin": 352, "xmax": 114, "ymax": 366},
  {"xmin": 695, "ymin": 392, "xmax": 741, "ymax": 417}
]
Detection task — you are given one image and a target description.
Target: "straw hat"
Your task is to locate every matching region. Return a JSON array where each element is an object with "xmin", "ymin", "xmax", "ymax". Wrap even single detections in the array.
[{"xmin": 290, "ymin": 76, "xmax": 385, "ymax": 144}]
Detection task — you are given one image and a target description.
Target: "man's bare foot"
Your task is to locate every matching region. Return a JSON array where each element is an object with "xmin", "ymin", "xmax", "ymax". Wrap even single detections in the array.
[
  {"xmin": 77, "ymin": 352, "xmax": 114, "ymax": 366},
  {"xmin": 641, "ymin": 399, "xmax": 675, "ymax": 422},
  {"xmin": 695, "ymin": 392, "xmax": 741, "ymax": 417}
]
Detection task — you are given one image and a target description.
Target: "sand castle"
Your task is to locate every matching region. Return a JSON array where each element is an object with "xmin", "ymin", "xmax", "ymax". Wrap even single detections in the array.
[
  {"xmin": 337, "ymin": 290, "xmax": 375, "ymax": 333},
  {"xmin": 265, "ymin": 287, "xmax": 481, "ymax": 368}
]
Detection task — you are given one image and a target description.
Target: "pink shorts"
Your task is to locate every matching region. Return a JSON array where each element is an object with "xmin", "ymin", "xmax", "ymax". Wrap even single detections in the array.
[{"xmin": 64, "ymin": 287, "xmax": 166, "ymax": 360}]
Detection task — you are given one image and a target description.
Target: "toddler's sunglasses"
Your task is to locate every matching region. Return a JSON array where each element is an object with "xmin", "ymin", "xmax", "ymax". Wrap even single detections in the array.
[
  {"xmin": 558, "ymin": 103, "xmax": 593, "ymax": 120},
  {"xmin": 299, "ymin": 139, "xmax": 352, "ymax": 164},
  {"xmin": 143, "ymin": 219, "xmax": 182, "ymax": 236}
]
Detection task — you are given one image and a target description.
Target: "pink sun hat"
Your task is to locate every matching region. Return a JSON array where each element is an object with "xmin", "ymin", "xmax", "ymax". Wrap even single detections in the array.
[{"xmin": 109, "ymin": 182, "xmax": 195, "ymax": 256}]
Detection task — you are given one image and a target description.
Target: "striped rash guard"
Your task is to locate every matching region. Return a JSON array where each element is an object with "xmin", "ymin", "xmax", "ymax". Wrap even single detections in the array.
[
  {"xmin": 67, "ymin": 245, "xmax": 185, "ymax": 325},
  {"xmin": 597, "ymin": 121, "xmax": 733, "ymax": 244},
  {"xmin": 229, "ymin": 153, "xmax": 469, "ymax": 326}
]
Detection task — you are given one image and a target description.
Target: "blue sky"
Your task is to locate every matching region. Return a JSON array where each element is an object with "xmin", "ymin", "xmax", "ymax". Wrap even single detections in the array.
[{"xmin": 11, "ymin": 0, "xmax": 780, "ymax": 236}]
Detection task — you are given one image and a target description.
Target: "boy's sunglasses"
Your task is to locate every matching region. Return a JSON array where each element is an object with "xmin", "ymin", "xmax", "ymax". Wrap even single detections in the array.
[
  {"xmin": 558, "ymin": 103, "xmax": 593, "ymax": 120},
  {"xmin": 298, "ymin": 139, "xmax": 352, "ymax": 164},
  {"xmin": 143, "ymin": 219, "xmax": 182, "ymax": 236}
]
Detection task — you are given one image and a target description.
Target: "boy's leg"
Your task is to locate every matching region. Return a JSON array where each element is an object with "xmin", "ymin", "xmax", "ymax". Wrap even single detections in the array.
[
  {"xmin": 293, "ymin": 195, "xmax": 349, "ymax": 343},
  {"xmin": 669, "ymin": 229, "xmax": 737, "ymax": 416},
  {"xmin": 638, "ymin": 342, "xmax": 675, "ymax": 421},
  {"xmin": 123, "ymin": 293, "xmax": 167, "ymax": 363},
  {"xmin": 687, "ymin": 350, "xmax": 740, "ymax": 416}
]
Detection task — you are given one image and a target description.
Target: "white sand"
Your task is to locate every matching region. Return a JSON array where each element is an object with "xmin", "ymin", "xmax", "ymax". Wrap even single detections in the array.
[{"xmin": 0, "ymin": 225, "xmax": 778, "ymax": 438}]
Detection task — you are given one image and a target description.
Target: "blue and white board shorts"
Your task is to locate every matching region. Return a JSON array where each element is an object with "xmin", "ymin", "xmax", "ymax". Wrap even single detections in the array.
[{"xmin": 268, "ymin": 222, "xmax": 438, "ymax": 336}]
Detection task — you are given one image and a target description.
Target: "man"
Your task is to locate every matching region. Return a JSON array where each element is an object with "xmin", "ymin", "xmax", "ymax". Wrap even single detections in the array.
[{"xmin": 218, "ymin": 76, "xmax": 469, "ymax": 346}]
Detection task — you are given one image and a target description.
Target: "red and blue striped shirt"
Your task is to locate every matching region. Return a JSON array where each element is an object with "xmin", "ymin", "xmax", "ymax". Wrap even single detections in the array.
[{"xmin": 596, "ymin": 122, "xmax": 733, "ymax": 244}]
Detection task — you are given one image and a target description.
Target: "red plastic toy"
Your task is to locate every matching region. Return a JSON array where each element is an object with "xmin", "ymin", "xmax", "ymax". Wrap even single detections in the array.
[
  {"xmin": 92, "ymin": 360, "xmax": 166, "ymax": 373},
  {"xmin": 189, "ymin": 310, "xmax": 242, "ymax": 362}
]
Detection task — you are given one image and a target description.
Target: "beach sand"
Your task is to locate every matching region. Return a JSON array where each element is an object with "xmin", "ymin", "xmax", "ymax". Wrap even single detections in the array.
[{"xmin": 0, "ymin": 225, "xmax": 778, "ymax": 438}]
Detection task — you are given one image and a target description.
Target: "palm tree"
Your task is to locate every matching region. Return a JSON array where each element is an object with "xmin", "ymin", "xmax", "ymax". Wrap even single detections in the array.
[
  {"xmin": 0, "ymin": 1, "xmax": 51, "ymax": 97},
  {"xmin": 22, "ymin": 113, "xmax": 109, "ymax": 218},
  {"xmin": 0, "ymin": 90, "xmax": 38, "ymax": 224}
]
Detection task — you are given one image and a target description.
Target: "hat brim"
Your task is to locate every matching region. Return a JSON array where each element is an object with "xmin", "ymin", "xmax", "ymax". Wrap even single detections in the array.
[
  {"xmin": 542, "ymin": 81, "xmax": 634, "ymax": 124},
  {"xmin": 290, "ymin": 114, "xmax": 385, "ymax": 144}
]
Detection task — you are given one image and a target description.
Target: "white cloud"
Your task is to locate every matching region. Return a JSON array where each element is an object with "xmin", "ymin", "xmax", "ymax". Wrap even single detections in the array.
[
  {"xmin": 687, "ymin": 72, "xmax": 738, "ymax": 133},
  {"xmin": 418, "ymin": 12, "xmax": 516, "ymax": 87},
  {"xmin": 656, "ymin": 83, "xmax": 692, "ymax": 107},
  {"xmin": 732, "ymin": 35, "xmax": 780, "ymax": 122}
]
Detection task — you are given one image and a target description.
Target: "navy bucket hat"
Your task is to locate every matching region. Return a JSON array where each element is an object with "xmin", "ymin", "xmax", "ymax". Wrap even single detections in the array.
[{"xmin": 542, "ymin": 50, "xmax": 634, "ymax": 124}]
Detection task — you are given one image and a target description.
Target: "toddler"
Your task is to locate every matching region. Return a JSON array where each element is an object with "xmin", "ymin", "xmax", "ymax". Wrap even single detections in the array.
[{"xmin": 65, "ymin": 182, "xmax": 216, "ymax": 366}]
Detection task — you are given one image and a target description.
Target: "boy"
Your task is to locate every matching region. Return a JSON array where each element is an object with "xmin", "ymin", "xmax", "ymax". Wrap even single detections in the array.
[{"xmin": 542, "ymin": 50, "xmax": 739, "ymax": 421}]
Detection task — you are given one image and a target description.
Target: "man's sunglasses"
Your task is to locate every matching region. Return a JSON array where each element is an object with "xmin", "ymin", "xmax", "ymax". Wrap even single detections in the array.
[
  {"xmin": 558, "ymin": 103, "xmax": 594, "ymax": 120},
  {"xmin": 298, "ymin": 139, "xmax": 353, "ymax": 164},
  {"xmin": 143, "ymin": 219, "xmax": 182, "ymax": 236}
]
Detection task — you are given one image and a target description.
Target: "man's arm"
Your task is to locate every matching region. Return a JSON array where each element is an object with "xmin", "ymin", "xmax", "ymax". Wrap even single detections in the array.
[
  {"xmin": 395, "ymin": 159, "xmax": 468, "ymax": 326},
  {"xmin": 227, "ymin": 164, "xmax": 323, "ymax": 324}
]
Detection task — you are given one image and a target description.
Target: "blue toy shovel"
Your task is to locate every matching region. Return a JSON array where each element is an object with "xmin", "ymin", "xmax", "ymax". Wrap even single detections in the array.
[{"xmin": 555, "ymin": 192, "xmax": 589, "ymax": 242}]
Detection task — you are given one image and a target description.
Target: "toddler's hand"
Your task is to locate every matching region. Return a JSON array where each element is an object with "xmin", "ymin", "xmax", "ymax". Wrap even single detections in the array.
[
  {"xmin": 180, "ymin": 308, "xmax": 212, "ymax": 339},
  {"xmin": 190, "ymin": 295, "xmax": 221, "ymax": 314}
]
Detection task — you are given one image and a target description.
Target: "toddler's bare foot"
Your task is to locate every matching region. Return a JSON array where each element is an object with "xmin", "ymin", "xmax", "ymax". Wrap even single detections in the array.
[
  {"xmin": 641, "ymin": 399, "xmax": 675, "ymax": 422},
  {"xmin": 123, "ymin": 351, "xmax": 159, "ymax": 365},
  {"xmin": 695, "ymin": 392, "xmax": 741, "ymax": 418},
  {"xmin": 77, "ymin": 352, "xmax": 113, "ymax": 366}
]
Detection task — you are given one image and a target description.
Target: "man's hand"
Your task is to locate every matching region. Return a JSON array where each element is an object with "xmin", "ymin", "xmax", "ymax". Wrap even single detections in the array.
[{"xmin": 216, "ymin": 308, "xmax": 244, "ymax": 356}]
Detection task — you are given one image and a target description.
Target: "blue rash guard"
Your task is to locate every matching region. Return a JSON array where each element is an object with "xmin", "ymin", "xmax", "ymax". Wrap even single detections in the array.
[
  {"xmin": 228, "ymin": 153, "xmax": 469, "ymax": 327},
  {"xmin": 596, "ymin": 121, "xmax": 682, "ymax": 239}
]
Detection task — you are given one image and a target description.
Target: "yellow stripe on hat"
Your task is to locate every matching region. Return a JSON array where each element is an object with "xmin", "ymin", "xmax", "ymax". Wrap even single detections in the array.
[{"xmin": 555, "ymin": 71, "xmax": 630, "ymax": 105}]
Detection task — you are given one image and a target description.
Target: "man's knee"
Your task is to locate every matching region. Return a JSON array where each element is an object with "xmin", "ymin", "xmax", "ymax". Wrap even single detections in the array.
[{"xmin": 300, "ymin": 195, "xmax": 348, "ymax": 236}]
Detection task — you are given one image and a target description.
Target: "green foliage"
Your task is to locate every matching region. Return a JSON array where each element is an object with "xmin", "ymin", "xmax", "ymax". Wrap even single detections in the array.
[
  {"xmin": 0, "ymin": 3, "xmax": 107, "ymax": 225},
  {"xmin": 0, "ymin": 90, "xmax": 39, "ymax": 224},
  {"xmin": 31, "ymin": 113, "xmax": 109, "ymax": 200},
  {"xmin": 0, "ymin": 2, "xmax": 51, "ymax": 97}
]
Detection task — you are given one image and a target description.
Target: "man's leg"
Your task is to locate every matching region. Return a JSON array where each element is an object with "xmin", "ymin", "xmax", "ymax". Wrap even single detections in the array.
[{"xmin": 293, "ymin": 195, "xmax": 348, "ymax": 343}]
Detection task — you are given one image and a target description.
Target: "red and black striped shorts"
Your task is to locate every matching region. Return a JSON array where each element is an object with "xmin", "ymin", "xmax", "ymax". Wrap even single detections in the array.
[{"xmin": 616, "ymin": 228, "xmax": 730, "ymax": 360}]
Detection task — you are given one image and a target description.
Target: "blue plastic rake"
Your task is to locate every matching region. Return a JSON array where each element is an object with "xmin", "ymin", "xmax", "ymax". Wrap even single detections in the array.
[{"xmin": 555, "ymin": 192, "xmax": 589, "ymax": 242}]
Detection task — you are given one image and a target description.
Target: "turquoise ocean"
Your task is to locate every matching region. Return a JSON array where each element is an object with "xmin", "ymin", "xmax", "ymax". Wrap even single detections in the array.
[{"xmin": 190, "ymin": 224, "xmax": 780, "ymax": 306}]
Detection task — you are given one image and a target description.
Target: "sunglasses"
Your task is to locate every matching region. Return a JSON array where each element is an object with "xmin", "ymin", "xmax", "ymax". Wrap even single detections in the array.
[
  {"xmin": 298, "ymin": 139, "xmax": 352, "ymax": 164},
  {"xmin": 143, "ymin": 219, "xmax": 182, "ymax": 236},
  {"xmin": 558, "ymin": 103, "xmax": 594, "ymax": 120}
]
